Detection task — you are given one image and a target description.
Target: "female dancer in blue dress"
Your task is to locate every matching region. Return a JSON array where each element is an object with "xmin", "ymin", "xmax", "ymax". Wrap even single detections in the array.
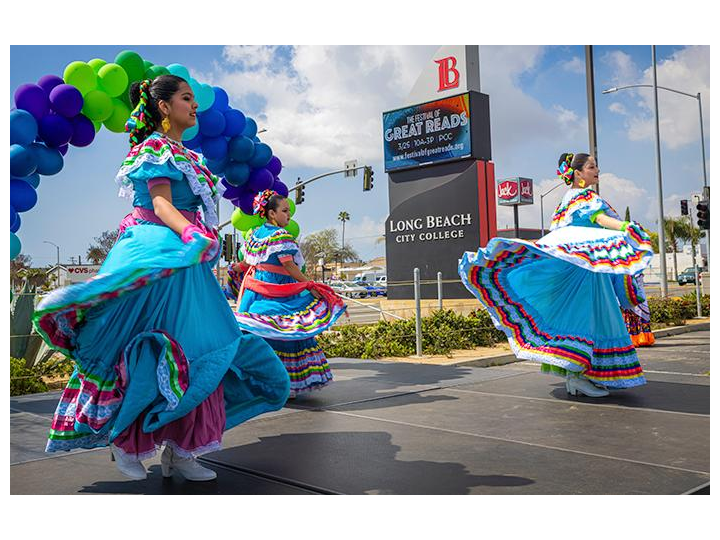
[
  {"xmin": 33, "ymin": 75, "xmax": 290, "ymax": 481},
  {"xmin": 459, "ymin": 152, "xmax": 654, "ymax": 397},
  {"xmin": 232, "ymin": 190, "xmax": 346, "ymax": 398}
]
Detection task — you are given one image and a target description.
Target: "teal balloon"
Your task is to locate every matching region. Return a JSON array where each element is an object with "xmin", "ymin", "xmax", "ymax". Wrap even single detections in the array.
[
  {"xmin": 242, "ymin": 117, "xmax": 258, "ymax": 138},
  {"xmin": 196, "ymin": 83, "xmax": 215, "ymax": 112},
  {"xmin": 11, "ymin": 233, "xmax": 21, "ymax": 260},
  {"xmin": 182, "ymin": 123, "xmax": 199, "ymax": 141},
  {"xmin": 167, "ymin": 64, "xmax": 190, "ymax": 81}
]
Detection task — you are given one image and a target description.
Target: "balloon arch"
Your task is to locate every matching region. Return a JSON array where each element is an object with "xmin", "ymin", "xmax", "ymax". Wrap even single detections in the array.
[{"xmin": 10, "ymin": 49, "xmax": 299, "ymax": 261}]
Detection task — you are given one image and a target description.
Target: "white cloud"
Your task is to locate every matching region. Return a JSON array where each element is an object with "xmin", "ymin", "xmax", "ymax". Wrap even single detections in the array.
[
  {"xmin": 608, "ymin": 102, "xmax": 628, "ymax": 115},
  {"xmin": 563, "ymin": 56, "xmax": 586, "ymax": 75},
  {"xmin": 613, "ymin": 46, "xmax": 710, "ymax": 150},
  {"xmin": 202, "ymin": 45, "xmax": 437, "ymax": 168},
  {"xmin": 601, "ymin": 50, "xmax": 640, "ymax": 85}
]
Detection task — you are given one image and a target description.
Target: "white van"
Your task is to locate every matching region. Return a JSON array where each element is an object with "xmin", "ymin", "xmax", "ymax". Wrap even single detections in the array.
[{"xmin": 374, "ymin": 275, "xmax": 387, "ymax": 284}]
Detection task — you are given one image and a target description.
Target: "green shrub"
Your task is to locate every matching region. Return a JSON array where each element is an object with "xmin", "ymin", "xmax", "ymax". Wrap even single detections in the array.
[
  {"xmin": 318, "ymin": 309, "xmax": 505, "ymax": 359},
  {"xmin": 10, "ymin": 357, "xmax": 48, "ymax": 396},
  {"xmin": 10, "ymin": 355, "xmax": 74, "ymax": 396},
  {"xmin": 648, "ymin": 293, "xmax": 710, "ymax": 326}
]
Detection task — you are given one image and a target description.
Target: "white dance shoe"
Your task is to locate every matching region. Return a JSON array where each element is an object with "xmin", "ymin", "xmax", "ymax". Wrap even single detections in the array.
[
  {"xmin": 565, "ymin": 373, "xmax": 609, "ymax": 398},
  {"xmin": 110, "ymin": 444, "xmax": 148, "ymax": 480},
  {"xmin": 161, "ymin": 445, "xmax": 217, "ymax": 481}
]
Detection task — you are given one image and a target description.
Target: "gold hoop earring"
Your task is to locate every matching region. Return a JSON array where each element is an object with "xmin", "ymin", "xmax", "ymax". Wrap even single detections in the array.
[{"xmin": 161, "ymin": 117, "xmax": 171, "ymax": 132}]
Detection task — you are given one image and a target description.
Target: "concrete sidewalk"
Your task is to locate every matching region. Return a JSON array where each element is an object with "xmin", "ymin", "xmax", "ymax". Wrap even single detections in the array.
[{"xmin": 10, "ymin": 327, "xmax": 710, "ymax": 495}]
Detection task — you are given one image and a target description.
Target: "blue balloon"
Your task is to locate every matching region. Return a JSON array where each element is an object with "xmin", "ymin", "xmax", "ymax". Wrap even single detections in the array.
[
  {"xmin": 10, "ymin": 178, "xmax": 38, "ymax": 213},
  {"xmin": 11, "ymin": 211, "xmax": 21, "ymax": 233},
  {"xmin": 30, "ymin": 142, "xmax": 64, "ymax": 176},
  {"xmin": 198, "ymin": 109, "xmax": 226, "ymax": 137},
  {"xmin": 228, "ymin": 136, "xmax": 255, "ymax": 162},
  {"xmin": 206, "ymin": 156, "xmax": 229, "ymax": 175},
  {"xmin": 10, "ymin": 109, "xmax": 38, "ymax": 146},
  {"xmin": 167, "ymin": 63, "xmax": 190, "ymax": 81},
  {"xmin": 10, "ymin": 144, "xmax": 38, "ymax": 177},
  {"xmin": 253, "ymin": 136, "xmax": 260, "ymax": 142},
  {"xmin": 11, "ymin": 204, "xmax": 19, "ymax": 230},
  {"xmin": 212, "ymin": 87, "xmax": 229, "ymax": 110},
  {"xmin": 222, "ymin": 109, "xmax": 246, "ymax": 137},
  {"xmin": 184, "ymin": 131, "xmax": 203, "ymax": 150},
  {"xmin": 242, "ymin": 117, "xmax": 258, "ymax": 139},
  {"xmin": 12, "ymin": 173, "xmax": 40, "ymax": 189},
  {"xmin": 11, "ymin": 233, "xmax": 22, "ymax": 260},
  {"xmin": 196, "ymin": 84, "xmax": 215, "ymax": 112},
  {"xmin": 225, "ymin": 161, "xmax": 251, "ymax": 186},
  {"xmin": 39, "ymin": 113, "xmax": 73, "ymax": 148},
  {"xmin": 200, "ymin": 136, "xmax": 228, "ymax": 161},
  {"xmin": 248, "ymin": 142, "xmax": 273, "ymax": 168}
]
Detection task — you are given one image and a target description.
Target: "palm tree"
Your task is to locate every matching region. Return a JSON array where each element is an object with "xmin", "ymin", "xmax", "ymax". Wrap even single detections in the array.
[
  {"xmin": 624, "ymin": 206, "xmax": 631, "ymax": 221},
  {"xmin": 663, "ymin": 217, "xmax": 685, "ymax": 281},
  {"xmin": 338, "ymin": 211, "xmax": 350, "ymax": 250},
  {"xmin": 675, "ymin": 216, "xmax": 706, "ymax": 268}
]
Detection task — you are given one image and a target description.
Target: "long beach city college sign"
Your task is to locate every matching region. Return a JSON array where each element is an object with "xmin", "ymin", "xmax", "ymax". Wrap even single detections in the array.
[{"xmin": 383, "ymin": 46, "xmax": 496, "ymax": 299}]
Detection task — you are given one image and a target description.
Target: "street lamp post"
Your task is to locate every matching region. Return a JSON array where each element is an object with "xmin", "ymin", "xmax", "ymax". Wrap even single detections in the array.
[
  {"xmin": 602, "ymin": 74, "xmax": 710, "ymax": 278},
  {"xmin": 43, "ymin": 240, "xmax": 60, "ymax": 288},
  {"xmin": 540, "ymin": 182, "xmax": 565, "ymax": 236}
]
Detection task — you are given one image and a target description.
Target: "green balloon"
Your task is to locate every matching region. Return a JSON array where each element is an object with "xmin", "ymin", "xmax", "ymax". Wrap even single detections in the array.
[
  {"xmin": 243, "ymin": 228, "xmax": 254, "ymax": 241},
  {"xmin": 143, "ymin": 60, "xmax": 154, "ymax": 71},
  {"xmin": 103, "ymin": 98, "xmax": 131, "ymax": 133},
  {"xmin": 231, "ymin": 208, "xmax": 262, "ymax": 232},
  {"xmin": 92, "ymin": 119, "xmax": 102, "ymax": 133},
  {"xmin": 145, "ymin": 65, "xmax": 170, "ymax": 79},
  {"xmin": 98, "ymin": 63, "xmax": 129, "ymax": 97},
  {"xmin": 115, "ymin": 50, "xmax": 145, "ymax": 83},
  {"xmin": 284, "ymin": 219, "xmax": 300, "ymax": 238},
  {"xmin": 82, "ymin": 89, "xmax": 113, "ymax": 122},
  {"xmin": 63, "ymin": 61, "xmax": 97, "ymax": 95},
  {"xmin": 288, "ymin": 198, "xmax": 296, "ymax": 217},
  {"xmin": 88, "ymin": 58, "xmax": 107, "ymax": 73}
]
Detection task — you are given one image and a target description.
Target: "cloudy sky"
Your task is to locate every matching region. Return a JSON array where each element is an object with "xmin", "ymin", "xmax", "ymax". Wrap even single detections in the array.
[{"xmin": 10, "ymin": 44, "xmax": 710, "ymax": 266}]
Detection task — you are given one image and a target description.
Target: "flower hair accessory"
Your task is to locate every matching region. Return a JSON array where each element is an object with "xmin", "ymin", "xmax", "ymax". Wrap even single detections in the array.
[
  {"xmin": 125, "ymin": 79, "xmax": 153, "ymax": 146},
  {"xmin": 252, "ymin": 189, "xmax": 278, "ymax": 218},
  {"xmin": 557, "ymin": 152, "xmax": 575, "ymax": 186}
]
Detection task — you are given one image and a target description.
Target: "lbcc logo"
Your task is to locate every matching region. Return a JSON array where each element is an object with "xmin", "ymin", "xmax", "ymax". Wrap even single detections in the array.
[
  {"xmin": 497, "ymin": 181, "xmax": 518, "ymax": 200},
  {"xmin": 435, "ymin": 56, "xmax": 460, "ymax": 92}
]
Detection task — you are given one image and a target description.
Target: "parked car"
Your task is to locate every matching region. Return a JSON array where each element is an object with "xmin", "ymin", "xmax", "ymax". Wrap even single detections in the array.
[
  {"xmin": 374, "ymin": 276, "xmax": 387, "ymax": 285},
  {"xmin": 355, "ymin": 280, "xmax": 387, "ymax": 297},
  {"xmin": 677, "ymin": 266, "xmax": 703, "ymax": 285},
  {"xmin": 330, "ymin": 281, "xmax": 368, "ymax": 298}
]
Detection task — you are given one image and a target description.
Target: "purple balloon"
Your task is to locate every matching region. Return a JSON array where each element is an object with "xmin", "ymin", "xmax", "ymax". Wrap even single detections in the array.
[
  {"xmin": 247, "ymin": 167, "xmax": 274, "ymax": 192},
  {"xmin": 266, "ymin": 155, "xmax": 282, "ymax": 176},
  {"xmin": 222, "ymin": 180, "xmax": 245, "ymax": 200},
  {"xmin": 37, "ymin": 75, "xmax": 65, "ymax": 95},
  {"xmin": 237, "ymin": 190, "xmax": 256, "ymax": 214},
  {"xmin": 14, "ymin": 84, "xmax": 50, "ymax": 121},
  {"xmin": 49, "ymin": 84, "xmax": 84, "ymax": 118},
  {"xmin": 272, "ymin": 179, "xmax": 289, "ymax": 198},
  {"xmin": 39, "ymin": 113, "xmax": 73, "ymax": 147},
  {"xmin": 69, "ymin": 114, "xmax": 95, "ymax": 147},
  {"xmin": 58, "ymin": 144, "xmax": 69, "ymax": 156}
]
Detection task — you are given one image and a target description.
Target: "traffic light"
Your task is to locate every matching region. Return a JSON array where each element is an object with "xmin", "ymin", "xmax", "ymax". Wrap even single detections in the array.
[
  {"xmin": 222, "ymin": 234, "xmax": 234, "ymax": 262},
  {"xmin": 363, "ymin": 166, "xmax": 374, "ymax": 191},
  {"xmin": 696, "ymin": 199, "xmax": 710, "ymax": 230},
  {"xmin": 680, "ymin": 199, "xmax": 688, "ymax": 216},
  {"xmin": 295, "ymin": 182, "xmax": 305, "ymax": 205}
]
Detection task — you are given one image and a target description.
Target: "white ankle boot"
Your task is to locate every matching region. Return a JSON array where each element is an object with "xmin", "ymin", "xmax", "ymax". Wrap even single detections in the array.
[
  {"xmin": 566, "ymin": 373, "xmax": 609, "ymax": 398},
  {"xmin": 161, "ymin": 446, "xmax": 217, "ymax": 481},
  {"xmin": 110, "ymin": 444, "xmax": 148, "ymax": 480}
]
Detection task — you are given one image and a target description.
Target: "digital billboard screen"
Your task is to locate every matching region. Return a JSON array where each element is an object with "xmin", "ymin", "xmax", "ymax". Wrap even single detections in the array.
[{"xmin": 383, "ymin": 93, "xmax": 472, "ymax": 172}]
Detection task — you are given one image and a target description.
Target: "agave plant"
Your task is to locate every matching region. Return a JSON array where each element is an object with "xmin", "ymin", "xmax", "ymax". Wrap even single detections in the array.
[{"xmin": 10, "ymin": 281, "xmax": 54, "ymax": 369}]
